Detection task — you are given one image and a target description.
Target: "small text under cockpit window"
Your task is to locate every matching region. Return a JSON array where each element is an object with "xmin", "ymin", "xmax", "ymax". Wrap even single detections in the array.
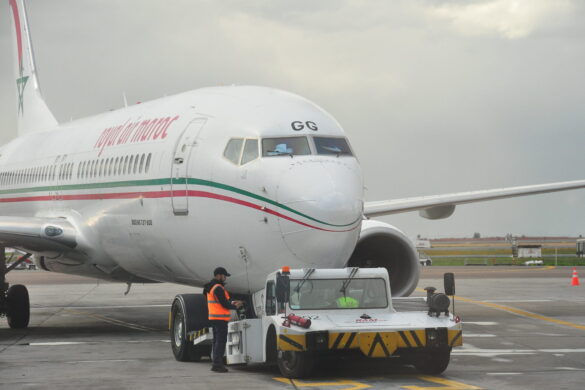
[
  {"xmin": 314, "ymin": 137, "xmax": 353, "ymax": 156},
  {"xmin": 262, "ymin": 137, "xmax": 311, "ymax": 157}
]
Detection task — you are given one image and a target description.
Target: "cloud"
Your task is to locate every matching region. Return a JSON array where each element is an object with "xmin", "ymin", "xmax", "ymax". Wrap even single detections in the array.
[{"xmin": 428, "ymin": 0, "xmax": 575, "ymax": 39}]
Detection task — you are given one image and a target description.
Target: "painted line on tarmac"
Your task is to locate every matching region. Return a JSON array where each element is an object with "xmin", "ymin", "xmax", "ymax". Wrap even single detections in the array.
[
  {"xmin": 23, "ymin": 340, "xmax": 169, "ymax": 346},
  {"xmin": 453, "ymin": 345, "xmax": 585, "ymax": 357},
  {"xmin": 273, "ymin": 377, "xmax": 370, "ymax": 389},
  {"xmin": 402, "ymin": 375, "xmax": 482, "ymax": 390},
  {"xmin": 33, "ymin": 304, "xmax": 169, "ymax": 309},
  {"xmin": 482, "ymin": 299, "xmax": 552, "ymax": 303},
  {"xmin": 463, "ymin": 333, "xmax": 496, "ymax": 338},
  {"xmin": 429, "ymin": 266, "xmax": 556, "ymax": 274},
  {"xmin": 462, "ymin": 321, "xmax": 498, "ymax": 326},
  {"xmin": 62, "ymin": 308, "xmax": 160, "ymax": 332},
  {"xmin": 274, "ymin": 376, "xmax": 482, "ymax": 390},
  {"xmin": 65, "ymin": 359, "xmax": 137, "ymax": 364},
  {"xmin": 454, "ymin": 296, "xmax": 585, "ymax": 332}
]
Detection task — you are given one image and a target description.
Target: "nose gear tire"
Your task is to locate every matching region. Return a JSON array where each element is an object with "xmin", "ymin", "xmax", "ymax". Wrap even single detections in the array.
[{"xmin": 6, "ymin": 284, "xmax": 30, "ymax": 329}]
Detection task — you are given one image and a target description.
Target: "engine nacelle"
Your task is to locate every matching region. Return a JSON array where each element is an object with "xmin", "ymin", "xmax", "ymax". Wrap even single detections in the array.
[{"xmin": 347, "ymin": 220, "xmax": 420, "ymax": 297}]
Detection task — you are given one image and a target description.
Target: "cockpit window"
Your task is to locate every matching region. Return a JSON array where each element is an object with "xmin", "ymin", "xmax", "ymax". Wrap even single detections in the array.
[
  {"xmin": 241, "ymin": 139, "xmax": 259, "ymax": 165},
  {"xmin": 262, "ymin": 137, "xmax": 311, "ymax": 157},
  {"xmin": 314, "ymin": 137, "xmax": 353, "ymax": 156},
  {"xmin": 224, "ymin": 138, "xmax": 244, "ymax": 164}
]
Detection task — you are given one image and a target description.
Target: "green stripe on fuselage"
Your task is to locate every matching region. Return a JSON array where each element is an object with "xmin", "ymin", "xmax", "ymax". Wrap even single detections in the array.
[{"xmin": 0, "ymin": 177, "xmax": 360, "ymax": 228}]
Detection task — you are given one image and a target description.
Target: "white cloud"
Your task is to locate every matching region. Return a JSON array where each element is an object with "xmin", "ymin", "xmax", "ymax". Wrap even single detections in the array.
[{"xmin": 429, "ymin": 0, "xmax": 574, "ymax": 39}]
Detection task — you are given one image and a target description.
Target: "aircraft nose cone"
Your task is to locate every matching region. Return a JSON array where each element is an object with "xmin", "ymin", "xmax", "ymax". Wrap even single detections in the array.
[{"xmin": 276, "ymin": 160, "xmax": 363, "ymax": 267}]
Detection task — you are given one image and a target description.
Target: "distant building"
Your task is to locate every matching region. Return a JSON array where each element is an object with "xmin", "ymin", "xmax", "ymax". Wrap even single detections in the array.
[
  {"xmin": 415, "ymin": 239, "xmax": 431, "ymax": 248},
  {"xmin": 517, "ymin": 245, "xmax": 542, "ymax": 258}
]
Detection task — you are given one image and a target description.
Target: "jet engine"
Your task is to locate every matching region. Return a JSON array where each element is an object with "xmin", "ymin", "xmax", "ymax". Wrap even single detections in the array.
[{"xmin": 347, "ymin": 220, "xmax": 420, "ymax": 297}]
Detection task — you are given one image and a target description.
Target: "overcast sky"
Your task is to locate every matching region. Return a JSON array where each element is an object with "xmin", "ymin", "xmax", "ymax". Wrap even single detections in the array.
[{"xmin": 1, "ymin": 0, "xmax": 584, "ymax": 239}]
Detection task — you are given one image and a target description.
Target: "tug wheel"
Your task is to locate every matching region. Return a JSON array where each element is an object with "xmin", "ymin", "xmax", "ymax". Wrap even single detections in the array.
[{"xmin": 414, "ymin": 347, "xmax": 451, "ymax": 375}]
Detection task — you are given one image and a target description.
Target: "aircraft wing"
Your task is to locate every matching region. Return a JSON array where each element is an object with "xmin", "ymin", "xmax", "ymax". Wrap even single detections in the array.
[
  {"xmin": 364, "ymin": 179, "xmax": 585, "ymax": 220},
  {"xmin": 0, "ymin": 216, "xmax": 78, "ymax": 253}
]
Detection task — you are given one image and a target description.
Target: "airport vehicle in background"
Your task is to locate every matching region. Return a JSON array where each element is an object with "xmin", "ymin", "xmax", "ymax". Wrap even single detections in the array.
[
  {"xmin": 524, "ymin": 260, "xmax": 544, "ymax": 266},
  {"xmin": 169, "ymin": 267, "xmax": 462, "ymax": 378},
  {"xmin": 3, "ymin": 0, "xmax": 585, "ymax": 331},
  {"xmin": 419, "ymin": 254, "xmax": 432, "ymax": 266}
]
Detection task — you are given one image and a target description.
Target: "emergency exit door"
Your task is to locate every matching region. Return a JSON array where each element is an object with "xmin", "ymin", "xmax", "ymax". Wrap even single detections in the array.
[{"xmin": 171, "ymin": 118, "xmax": 207, "ymax": 215}]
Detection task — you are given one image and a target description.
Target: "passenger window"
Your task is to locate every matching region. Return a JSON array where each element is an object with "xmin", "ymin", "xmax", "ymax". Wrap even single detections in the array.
[
  {"xmin": 224, "ymin": 139, "xmax": 244, "ymax": 164},
  {"xmin": 128, "ymin": 156, "xmax": 134, "ymax": 174},
  {"xmin": 133, "ymin": 154, "xmax": 139, "ymax": 174},
  {"xmin": 139, "ymin": 154, "xmax": 145, "ymax": 174},
  {"xmin": 145, "ymin": 153, "xmax": 152, "ymax": 173},
  {"xmin": 241, "ymin": 139, "xmax": 259, "ymax": 165},
  {"xmin": 123, "ymin": 156, "xmax": 128, "ymax": 175},
  {"xmin": 265, "ymin": 281, "xmax": 276, "ymax": 316}
]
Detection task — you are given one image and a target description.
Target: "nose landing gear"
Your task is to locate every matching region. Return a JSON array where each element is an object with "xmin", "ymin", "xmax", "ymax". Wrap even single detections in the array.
[{"xmin": 1, "ymin": 249, "xmax": 31, "ymax": 329}]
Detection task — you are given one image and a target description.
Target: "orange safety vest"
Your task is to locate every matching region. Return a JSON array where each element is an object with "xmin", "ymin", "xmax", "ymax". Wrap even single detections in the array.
[{"xmin": 207, "ymin": 284, "xmax": 231, "ymax": 321}]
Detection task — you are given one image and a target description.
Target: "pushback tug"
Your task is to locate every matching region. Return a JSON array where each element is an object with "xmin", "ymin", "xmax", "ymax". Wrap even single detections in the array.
[{"xmin": 169, "ymin": 267, "xmax": 462, "ymax": 378}]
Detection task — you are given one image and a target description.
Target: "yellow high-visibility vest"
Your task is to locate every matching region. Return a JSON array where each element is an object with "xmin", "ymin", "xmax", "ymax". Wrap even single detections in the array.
[{"xmin": 336, "ymin": 296, "xmax": 359, "ymax": 308}]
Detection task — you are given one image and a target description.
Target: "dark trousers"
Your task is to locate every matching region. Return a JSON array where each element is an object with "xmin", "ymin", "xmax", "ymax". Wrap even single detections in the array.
[{"xmin": 211, "ymin": 320, "xmax": 228, "ymax": 367}]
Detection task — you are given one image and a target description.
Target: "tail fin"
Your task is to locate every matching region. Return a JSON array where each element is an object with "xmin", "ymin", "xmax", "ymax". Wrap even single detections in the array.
[{"xmin": 9, "ymin": 0, "xmax": 58, "ymax": 135}]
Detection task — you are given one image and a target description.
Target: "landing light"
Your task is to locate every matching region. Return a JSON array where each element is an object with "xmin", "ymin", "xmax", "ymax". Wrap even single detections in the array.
[{"xmin": 44, "ymin": 226, "xmax": 63, "ymax": 237}]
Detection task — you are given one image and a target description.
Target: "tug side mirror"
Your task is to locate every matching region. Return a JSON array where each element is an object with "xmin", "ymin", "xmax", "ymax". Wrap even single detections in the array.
[
  {"xmin": 276, "ymin": 273, "xmax": 290, "ymax": 304},
  {"xmin": 444, "ymin": 273, "xmax": 455, "ymax": 296}
]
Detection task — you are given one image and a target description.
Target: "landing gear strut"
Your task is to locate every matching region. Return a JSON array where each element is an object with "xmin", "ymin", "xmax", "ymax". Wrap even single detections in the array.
[{"xmin": 0, "ymin": 249, "xmax": 31, "ymax": 329}]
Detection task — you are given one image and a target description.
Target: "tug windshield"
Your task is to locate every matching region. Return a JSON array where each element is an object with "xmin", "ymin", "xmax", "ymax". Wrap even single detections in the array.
[{"xmin": 289, "ymin": 278, "xmax": 388, "ymax": 310}]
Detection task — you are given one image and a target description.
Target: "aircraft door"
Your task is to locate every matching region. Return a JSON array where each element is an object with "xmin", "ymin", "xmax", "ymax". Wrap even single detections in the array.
[{"xmin": 171, "ymin": 118, "xmax": 207, "ymax": 215}]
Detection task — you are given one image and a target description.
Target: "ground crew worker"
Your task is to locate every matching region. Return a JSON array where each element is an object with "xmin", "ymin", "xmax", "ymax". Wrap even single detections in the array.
[
  {"xmin": 203, "ymin": 267, "xmax": 243, "ymax": 373},
  {"xmin": 336, "ymin": 295, "xmax": 359, "ymax": 308}
]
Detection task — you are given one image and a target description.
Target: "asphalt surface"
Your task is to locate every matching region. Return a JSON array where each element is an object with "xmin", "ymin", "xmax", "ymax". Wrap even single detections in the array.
[{"xmin": 1, "ymin": 266, "xmax": 584, "ymax": 389}]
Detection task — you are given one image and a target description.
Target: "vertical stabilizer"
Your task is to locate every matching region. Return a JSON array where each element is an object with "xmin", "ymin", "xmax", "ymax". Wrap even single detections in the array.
[{"xmin": 9, "ymin": 0, "xmax": 58, "ymax": 135}]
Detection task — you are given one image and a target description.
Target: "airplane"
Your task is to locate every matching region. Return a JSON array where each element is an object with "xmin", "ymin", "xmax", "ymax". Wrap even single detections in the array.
[{"xmin": 2, "ymin": 0, "xmax": 585, "ymax": 334}]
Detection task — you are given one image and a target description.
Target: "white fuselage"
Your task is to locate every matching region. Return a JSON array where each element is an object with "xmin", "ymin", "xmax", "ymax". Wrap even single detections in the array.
[{"xmin": 0, "ymin": 86, "xmax": 364, "ymax": 293}]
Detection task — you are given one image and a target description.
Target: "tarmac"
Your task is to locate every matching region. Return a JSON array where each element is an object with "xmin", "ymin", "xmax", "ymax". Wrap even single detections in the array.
[{"xmin": 1, "ymin": 266, "xmax": 584, "ymax": 389}]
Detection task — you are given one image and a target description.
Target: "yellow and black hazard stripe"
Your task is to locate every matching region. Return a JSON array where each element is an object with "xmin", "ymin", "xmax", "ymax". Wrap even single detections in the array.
[
  {"xmin": 189, "ymin": 327, "xmax": 210, "ymax": 341},
  {"xmin": 396, "ymin": 330, "xmax": 426, "ymax": 348},
  {"xmin": 448, "ymin": 329, "xmax": 463, "ymax": 347},
  {"xmin": 278, "ymin": 334, "xmax": 306, "ymax": 351},
  {"xmin": 367, "ymin": 333, "xmax": 391, "ymax": 357},
  {"xmin": 329, "ymin": 332, "xmax": 359, "ymax": 350},
  {"xmin": 358, "ymin": 332, "xmax": 400, "ymax": 357}
]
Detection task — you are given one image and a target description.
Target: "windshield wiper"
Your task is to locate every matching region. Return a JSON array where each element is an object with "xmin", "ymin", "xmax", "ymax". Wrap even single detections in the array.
[
  {"xmin": 339, "ymin": 267, "xmax": 359, "ymax": 296},
  {"xmin": 267, "ymin": 150, "xmax": 294, "ymax": 158},
  {"xmin": 322, "ymin": 146, "xmax": 342, "ymax": 157},
  {"xmin": 294, "ymin": 268, "xmax": 315, "ymax": 294}
]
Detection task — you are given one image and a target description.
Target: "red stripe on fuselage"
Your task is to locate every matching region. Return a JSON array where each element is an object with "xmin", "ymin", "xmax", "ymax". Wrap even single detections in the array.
[{"xmin": 0, "ymin": 190, "xmax": 358, "ymax": 233}]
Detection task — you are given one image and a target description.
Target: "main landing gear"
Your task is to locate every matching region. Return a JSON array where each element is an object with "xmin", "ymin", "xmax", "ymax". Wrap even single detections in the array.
[{"xmin": 0, "ymin": 249, "xmax": 31, "ymax": 329}]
